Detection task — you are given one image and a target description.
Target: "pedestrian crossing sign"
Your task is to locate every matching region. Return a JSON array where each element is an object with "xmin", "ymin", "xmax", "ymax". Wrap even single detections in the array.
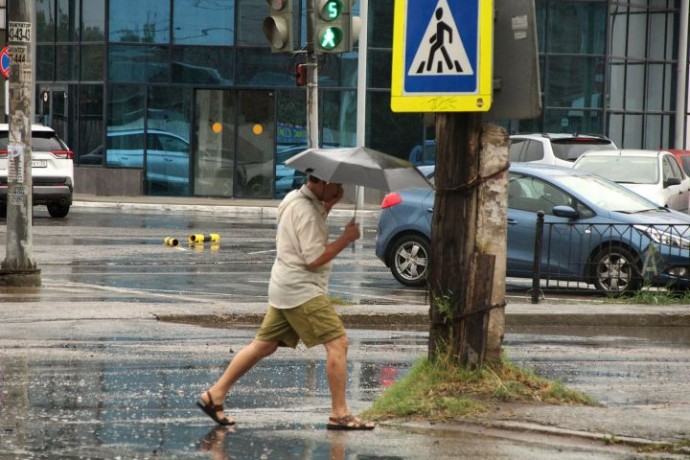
[{"xmin": 391, "ymin": 0, "xmax": 493, "ymax": 113}]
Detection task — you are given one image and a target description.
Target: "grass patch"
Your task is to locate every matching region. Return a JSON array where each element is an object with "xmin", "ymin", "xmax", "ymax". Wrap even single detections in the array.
[
  {"xmin": 605, "ymin": 285, "xmax": 690, "ymax": 305},
  {"xmin": 362, "ymin": 356, "xmax": 598, "ymax": 422}
]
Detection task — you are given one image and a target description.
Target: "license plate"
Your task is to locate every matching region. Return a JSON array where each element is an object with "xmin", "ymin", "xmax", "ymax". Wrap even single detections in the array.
[{"xmin": 32, "ymin": 160, "xmax": 47, "ymax": 168}]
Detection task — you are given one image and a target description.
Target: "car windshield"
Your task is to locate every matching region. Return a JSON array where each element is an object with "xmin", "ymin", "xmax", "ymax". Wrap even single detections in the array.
[
  {"xmin": 575, "ymin": 156, "xmax": 658, "ymax": 184},
  {"xmin": 0, "ymin": 131, "xmax": 64, "ymax": 151},
  {"xmin": 556, "ymin": 174, "xmax": 659, "ymax": 213},
  {"xmin": 551, "ymin": 139, "xmax": 616, "ymax": 161}
]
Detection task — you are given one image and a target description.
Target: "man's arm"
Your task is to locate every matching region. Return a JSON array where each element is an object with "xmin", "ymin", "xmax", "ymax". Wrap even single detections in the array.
[{"xmin": 307, "ymin": 218, "xmax": 360, "ymax": 270}]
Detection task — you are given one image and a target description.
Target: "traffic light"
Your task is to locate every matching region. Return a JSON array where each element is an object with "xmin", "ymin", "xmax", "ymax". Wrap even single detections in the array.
[
  {"xmin": 263, "ymin": 0, "xmax": 295, "ymax": 53},
  {"xmin": 312, "ymin": 0, "xmax": 348, "ymax": 54},
  {"xmin": 295, "ymin": 63, "xmax": 307, "ymax": 86}
]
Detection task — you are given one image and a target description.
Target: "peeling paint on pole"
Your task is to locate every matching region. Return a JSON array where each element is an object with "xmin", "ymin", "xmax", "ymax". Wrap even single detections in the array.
[{"xmin": 0, "ymin": 0, "xmax": 40, "ymax": 287}]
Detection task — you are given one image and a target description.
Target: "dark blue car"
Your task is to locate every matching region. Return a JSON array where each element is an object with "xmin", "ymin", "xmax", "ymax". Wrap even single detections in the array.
[{"xmin": 375, "ymin": 164, "xmax": 690, "ymax": 293}]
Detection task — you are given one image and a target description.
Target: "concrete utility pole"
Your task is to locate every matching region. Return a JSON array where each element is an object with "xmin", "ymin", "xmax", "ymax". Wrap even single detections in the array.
[
  {"xmin": 428, "ymin": 113, "xmax": 508, "ymax": 366},
  {"xmin": 0, "ymin": 0, "xmax": 40, "ymax": 287}
]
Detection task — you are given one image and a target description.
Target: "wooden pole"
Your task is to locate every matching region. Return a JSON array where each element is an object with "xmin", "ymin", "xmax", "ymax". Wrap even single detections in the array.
[{"xmin": 428, "ymin": 113, "xmax": 508, "ymax": 365}]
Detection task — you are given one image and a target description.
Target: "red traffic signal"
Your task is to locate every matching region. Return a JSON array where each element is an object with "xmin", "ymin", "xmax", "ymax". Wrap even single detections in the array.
[{"xmin": 295, "ymin": 63, "xmax": 307, "ymax": 86}]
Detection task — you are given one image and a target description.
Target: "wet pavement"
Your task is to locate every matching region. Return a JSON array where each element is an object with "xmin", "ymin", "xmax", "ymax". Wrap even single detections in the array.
[{"xmin": 0, "ymin": 201, "xmax": 689, "ymax": 458}]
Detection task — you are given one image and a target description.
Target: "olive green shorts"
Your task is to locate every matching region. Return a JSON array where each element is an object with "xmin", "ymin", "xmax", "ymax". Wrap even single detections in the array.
[{"xmin": 255, "ymin": 295, "xmax": 346, "ymax": 348}]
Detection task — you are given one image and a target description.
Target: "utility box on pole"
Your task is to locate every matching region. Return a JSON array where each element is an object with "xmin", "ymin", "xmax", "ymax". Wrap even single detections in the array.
[{"xmin": 0, "ymin": 0, "xmax": 40, "ymax": 287}]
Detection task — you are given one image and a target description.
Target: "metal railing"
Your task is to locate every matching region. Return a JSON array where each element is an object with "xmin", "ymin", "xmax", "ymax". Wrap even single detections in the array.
[{"xmin": 528, "ymin": 213, "xmax": 690, "ymax": 303}]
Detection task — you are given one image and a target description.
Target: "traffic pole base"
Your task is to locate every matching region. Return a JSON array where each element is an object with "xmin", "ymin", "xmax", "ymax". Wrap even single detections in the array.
[{"xmin": 0, "ymin": 268, "xmax": 42, "ymax": 288}]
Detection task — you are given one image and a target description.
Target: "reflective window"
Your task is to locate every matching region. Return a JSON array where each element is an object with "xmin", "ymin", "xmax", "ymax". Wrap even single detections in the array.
[
  {"xmin": 171, "ymin": 46, "xmax": 234, "ymax": 85},
  {"xmin": 368, "ymin": 91, "xmax": 422, "ymax": 158},
  {"xmin": 57, "ymin": 0, "xmax": 80, "ymax": 42},
  {"xmin": 368, "ymin": 49, "xmax": 392, "ymax": 90},
  {"xmin": 547, "ymin": 2, "xmax": 606, "ymax": 54},
  {"xmin": 109, "ymin": 45, "xmax": 169, "ymax": 83},
  {"xmin": 369, "ymin": 0, "xmax": 394, "ymax": 48},
  {"xmin": 236, "ymin": 0, "xmax": 268, "ymax": 45},
  {"xmin": 194, "ymin": 90, "xmax": 236, "ymax": 197},
  {"xmin": 174, "ymin": 0, "xmax": 234, "ymax": 45},
  {"xmin": 37, "ymin": 45, "xmax": 56, "ymax": 81},
  {"xmin": 81, "ymin": 45, "xmax": 105, "ymax": 81},
  {"xmin": 109, "ymin": 0, "xmax": 170, "ymax": 43},
  {"xmin": 236, "ymin": 91, "xmax": 274, "ymax": 198},
  {"xmin": 36, "ymin": 0, "xmax": 56, "ymax": 43},
  {"xmin": 77, "ymin": 84, "xmax": 104, "ymax": 166},
  {"xmin": 146, "ymin": 87, "xmax": 192, "ymax": 196},
  {"xmin": 322, "ymin": 90, "xmax": 357, "ymax": 147},
  {"xmin": 56, "ymin": 45, "xmax": 79, "ymax": 81},
  {"xmin": 523, "ymin": 141, "xmax": 543, "ymax": 162},
  {"xmin": 276, "ymin": 89, "xmax": 307, "ymax": 198},
  {"xmin": 82, "ymin": 0, "xmax": 106, "ymax": 42},
  {"xmin": 235, "ymin": 48, "xmax": 293, "ymax": 87}
]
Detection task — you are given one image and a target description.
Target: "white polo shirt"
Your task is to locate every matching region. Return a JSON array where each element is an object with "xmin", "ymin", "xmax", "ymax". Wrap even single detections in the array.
[{"xmin": 268, "ymin": 185, "xmax": 332, "ymax": 309}]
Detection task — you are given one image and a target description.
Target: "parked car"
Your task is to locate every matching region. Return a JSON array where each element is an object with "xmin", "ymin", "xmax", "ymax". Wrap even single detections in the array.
[
  {"xmin": 572, "ymin": 149, "xmax": 690, "ymax": 212},
  {"xmin": 669, "ymin": 149, "xmax": 690, "ymax": 176},
  {"xmin": 509, "ymin": 133, "xmax": 617, "ymax": 167},
  {"xmin": 0, "ymin": 124, "xmax": 74, "ymax": 218},
  {"xmin": 375, "ymin": 164, "xmax": 690, "ymax": 293}
]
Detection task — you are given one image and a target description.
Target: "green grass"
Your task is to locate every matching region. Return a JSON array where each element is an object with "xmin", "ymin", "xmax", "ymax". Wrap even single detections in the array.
[
  {"xmin": 605, "ymin": 285, "xmax": 690, "ymax": 304},
  {"xmin": 361, "ymin": 356, "xmax": 598, "ymax": 422}
]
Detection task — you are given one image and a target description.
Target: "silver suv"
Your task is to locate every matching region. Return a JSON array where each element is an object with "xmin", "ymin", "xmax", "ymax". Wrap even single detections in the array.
[
  {"xmin": 509, "ymin": 133, "xmax": 617, "ymax": 168},
  {"xmin": 0, "ymin": 124, "xmax": 74, "ymax": 218}
]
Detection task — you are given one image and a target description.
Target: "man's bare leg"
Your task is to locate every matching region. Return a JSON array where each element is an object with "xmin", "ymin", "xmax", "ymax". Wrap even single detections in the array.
[
  {"xmin": 324, "ymin": 334, "xmax": 350, "ymax": 418},
  {"xmin": 200, "ymin": 339, "xmax": 278, "ymax": 422}
]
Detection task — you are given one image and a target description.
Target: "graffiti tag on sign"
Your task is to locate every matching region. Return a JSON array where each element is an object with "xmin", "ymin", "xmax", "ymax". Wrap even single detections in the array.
[{"xmin": 8, "ymin": 22, "xmax": 31, "ymax": 43}]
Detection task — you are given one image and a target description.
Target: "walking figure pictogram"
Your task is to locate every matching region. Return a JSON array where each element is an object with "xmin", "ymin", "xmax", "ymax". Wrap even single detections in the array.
[{"xmin": 417, "ymin": 8, "xmax": 462, "ymax": 74}]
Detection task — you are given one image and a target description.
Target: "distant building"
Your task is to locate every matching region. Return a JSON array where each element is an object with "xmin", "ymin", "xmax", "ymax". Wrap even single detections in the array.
[{"xmin": 11, "ymin": 0, "xmax": 688, "ymax": 198}]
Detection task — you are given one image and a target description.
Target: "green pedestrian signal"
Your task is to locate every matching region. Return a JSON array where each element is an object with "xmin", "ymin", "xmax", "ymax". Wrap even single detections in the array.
[
  {"xmin": 319, "ymin": 27, "xmax": 343, "ymax": 50},
  {"xmin": 311, "ymin": 0, "xmax": 358, "ymax": 54}
]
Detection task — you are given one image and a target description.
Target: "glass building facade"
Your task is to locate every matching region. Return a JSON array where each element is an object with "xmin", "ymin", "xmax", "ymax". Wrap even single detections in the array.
[{"xmin": 29, "ymin": 0, "xmax": 690, "ymax": 199}]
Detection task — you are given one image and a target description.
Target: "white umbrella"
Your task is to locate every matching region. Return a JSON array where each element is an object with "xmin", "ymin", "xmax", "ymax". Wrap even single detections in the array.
[{"xmin": 284, "ymin": 146, "xmax": 432, "ymax": 192}]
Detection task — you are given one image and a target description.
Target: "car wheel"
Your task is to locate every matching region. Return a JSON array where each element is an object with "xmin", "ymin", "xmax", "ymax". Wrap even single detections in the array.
[
  {"xmin": 590, "ymin": 245, "xmax": 641, "ymax": 293},
  {"xmin": 389, "ymin": 234, "xmax": 430, "ymax": 287},
  {"xmin": 47, "ymin": 203, "xmax": 70, "ymax": 218}
]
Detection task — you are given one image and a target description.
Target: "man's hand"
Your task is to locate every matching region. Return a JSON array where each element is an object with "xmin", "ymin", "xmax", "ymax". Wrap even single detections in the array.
[
  {"xmin": 323, "ymin": 184, "xmax": 344, "ymax": 213},
  {"xmin": 341, "ymin": 218, "xmax": 361, "ymax": 243}
]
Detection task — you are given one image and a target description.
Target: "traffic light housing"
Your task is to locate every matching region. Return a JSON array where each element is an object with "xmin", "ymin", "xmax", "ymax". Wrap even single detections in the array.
[
  {"xmin": 295, "ymin": 63, "xmax": 307, "ymax": 86},
  {"xmin": 311, "ymin": 0, "xmax": 360, "ymax": 54},
  {"xmin": 263, "ymin": 0, "xmax": 295, "ymax": 53}
]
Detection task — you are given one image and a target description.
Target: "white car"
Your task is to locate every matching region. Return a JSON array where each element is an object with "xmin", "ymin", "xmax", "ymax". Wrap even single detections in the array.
[
  {"xmin": 573, "ymin": 149, "xmax": 690, "ymax": 212},
  {"xmin": 0, "ymin": 124, "xmax": 74, "ymax": 218},
  {"xmin": 509, "ymin": 133, "xmax": 617, "ymax": 167}
]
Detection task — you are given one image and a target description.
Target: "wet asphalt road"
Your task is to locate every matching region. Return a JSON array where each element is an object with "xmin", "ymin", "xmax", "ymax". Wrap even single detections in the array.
[{"xmin": 0, "ymin": 207, "xmax": 689, "ymax": 458}]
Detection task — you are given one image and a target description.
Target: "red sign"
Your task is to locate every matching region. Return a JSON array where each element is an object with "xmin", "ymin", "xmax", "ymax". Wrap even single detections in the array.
[{"xmin": 0, "ymin": 47, "xmax": 10, "ymax": 79}]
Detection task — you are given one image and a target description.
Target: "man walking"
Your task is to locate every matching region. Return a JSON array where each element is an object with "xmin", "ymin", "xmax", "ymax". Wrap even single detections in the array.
[{"xmin": 197, "ymin": 175, "xmax": 375, "ymax": 430}]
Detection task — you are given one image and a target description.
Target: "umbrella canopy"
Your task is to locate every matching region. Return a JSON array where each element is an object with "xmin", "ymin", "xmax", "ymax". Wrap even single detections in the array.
[{"xmin": 284, "ymin": 146, "xmax": 432, "ymax": 192}]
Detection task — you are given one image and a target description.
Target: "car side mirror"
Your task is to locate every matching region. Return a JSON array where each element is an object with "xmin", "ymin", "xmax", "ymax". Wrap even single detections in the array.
[
  {"xmin": 552, "ymin": 205, "xmax": 579, "ymax": 219},
  {"xmin": 664, "ymin": 177, "xmax": 681, "ymax": 187}
]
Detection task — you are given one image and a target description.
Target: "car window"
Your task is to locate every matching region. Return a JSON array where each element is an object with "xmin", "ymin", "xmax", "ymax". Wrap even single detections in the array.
[
  {"xmin": 109, "ymin": 133, "xmax": 144, "ymax": 150},
  {"xmin": 508, "ymin": 174, "xmax": 569, "ymax": 214},
  {"xmin": 522, "ymin": 140, "xmax": 543, "ymax": 162},
  {"xmin": 575, "ymin": 156, "xmax": 658, "ymax": 184},
  {"xmin": 551, "ymin": 139, "xmax": 616, "ymax": 161},
  {"xmin": 680, "ymin": 156, "xmax": 690, "ymax": 175},
  {"xmin": 158, "ymin": 134, "xmax": 189, "ymax": 153},
  {"xmin": 0, "ymin": 131, "xmax": 64, "ymax": 151},
  {"xmin": 509, "ymin": 139, "xmax": 526, "ymax": 162},
  {"xmin": 662, "ymin": 155, "xmax": 683, "ymax": 181}
]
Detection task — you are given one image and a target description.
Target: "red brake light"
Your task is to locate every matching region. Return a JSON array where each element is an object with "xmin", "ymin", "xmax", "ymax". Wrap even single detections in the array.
[
  {"xmin": 52, "ymin": 150, "xmax": 74, "ymax": 159},
  {"xmin": 381, "ymin": 192, "xmax": 403, "ymax": 209},
  {"xmin": 0, "ymin": 150, "xmax": 7, "ymax": 156}
]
